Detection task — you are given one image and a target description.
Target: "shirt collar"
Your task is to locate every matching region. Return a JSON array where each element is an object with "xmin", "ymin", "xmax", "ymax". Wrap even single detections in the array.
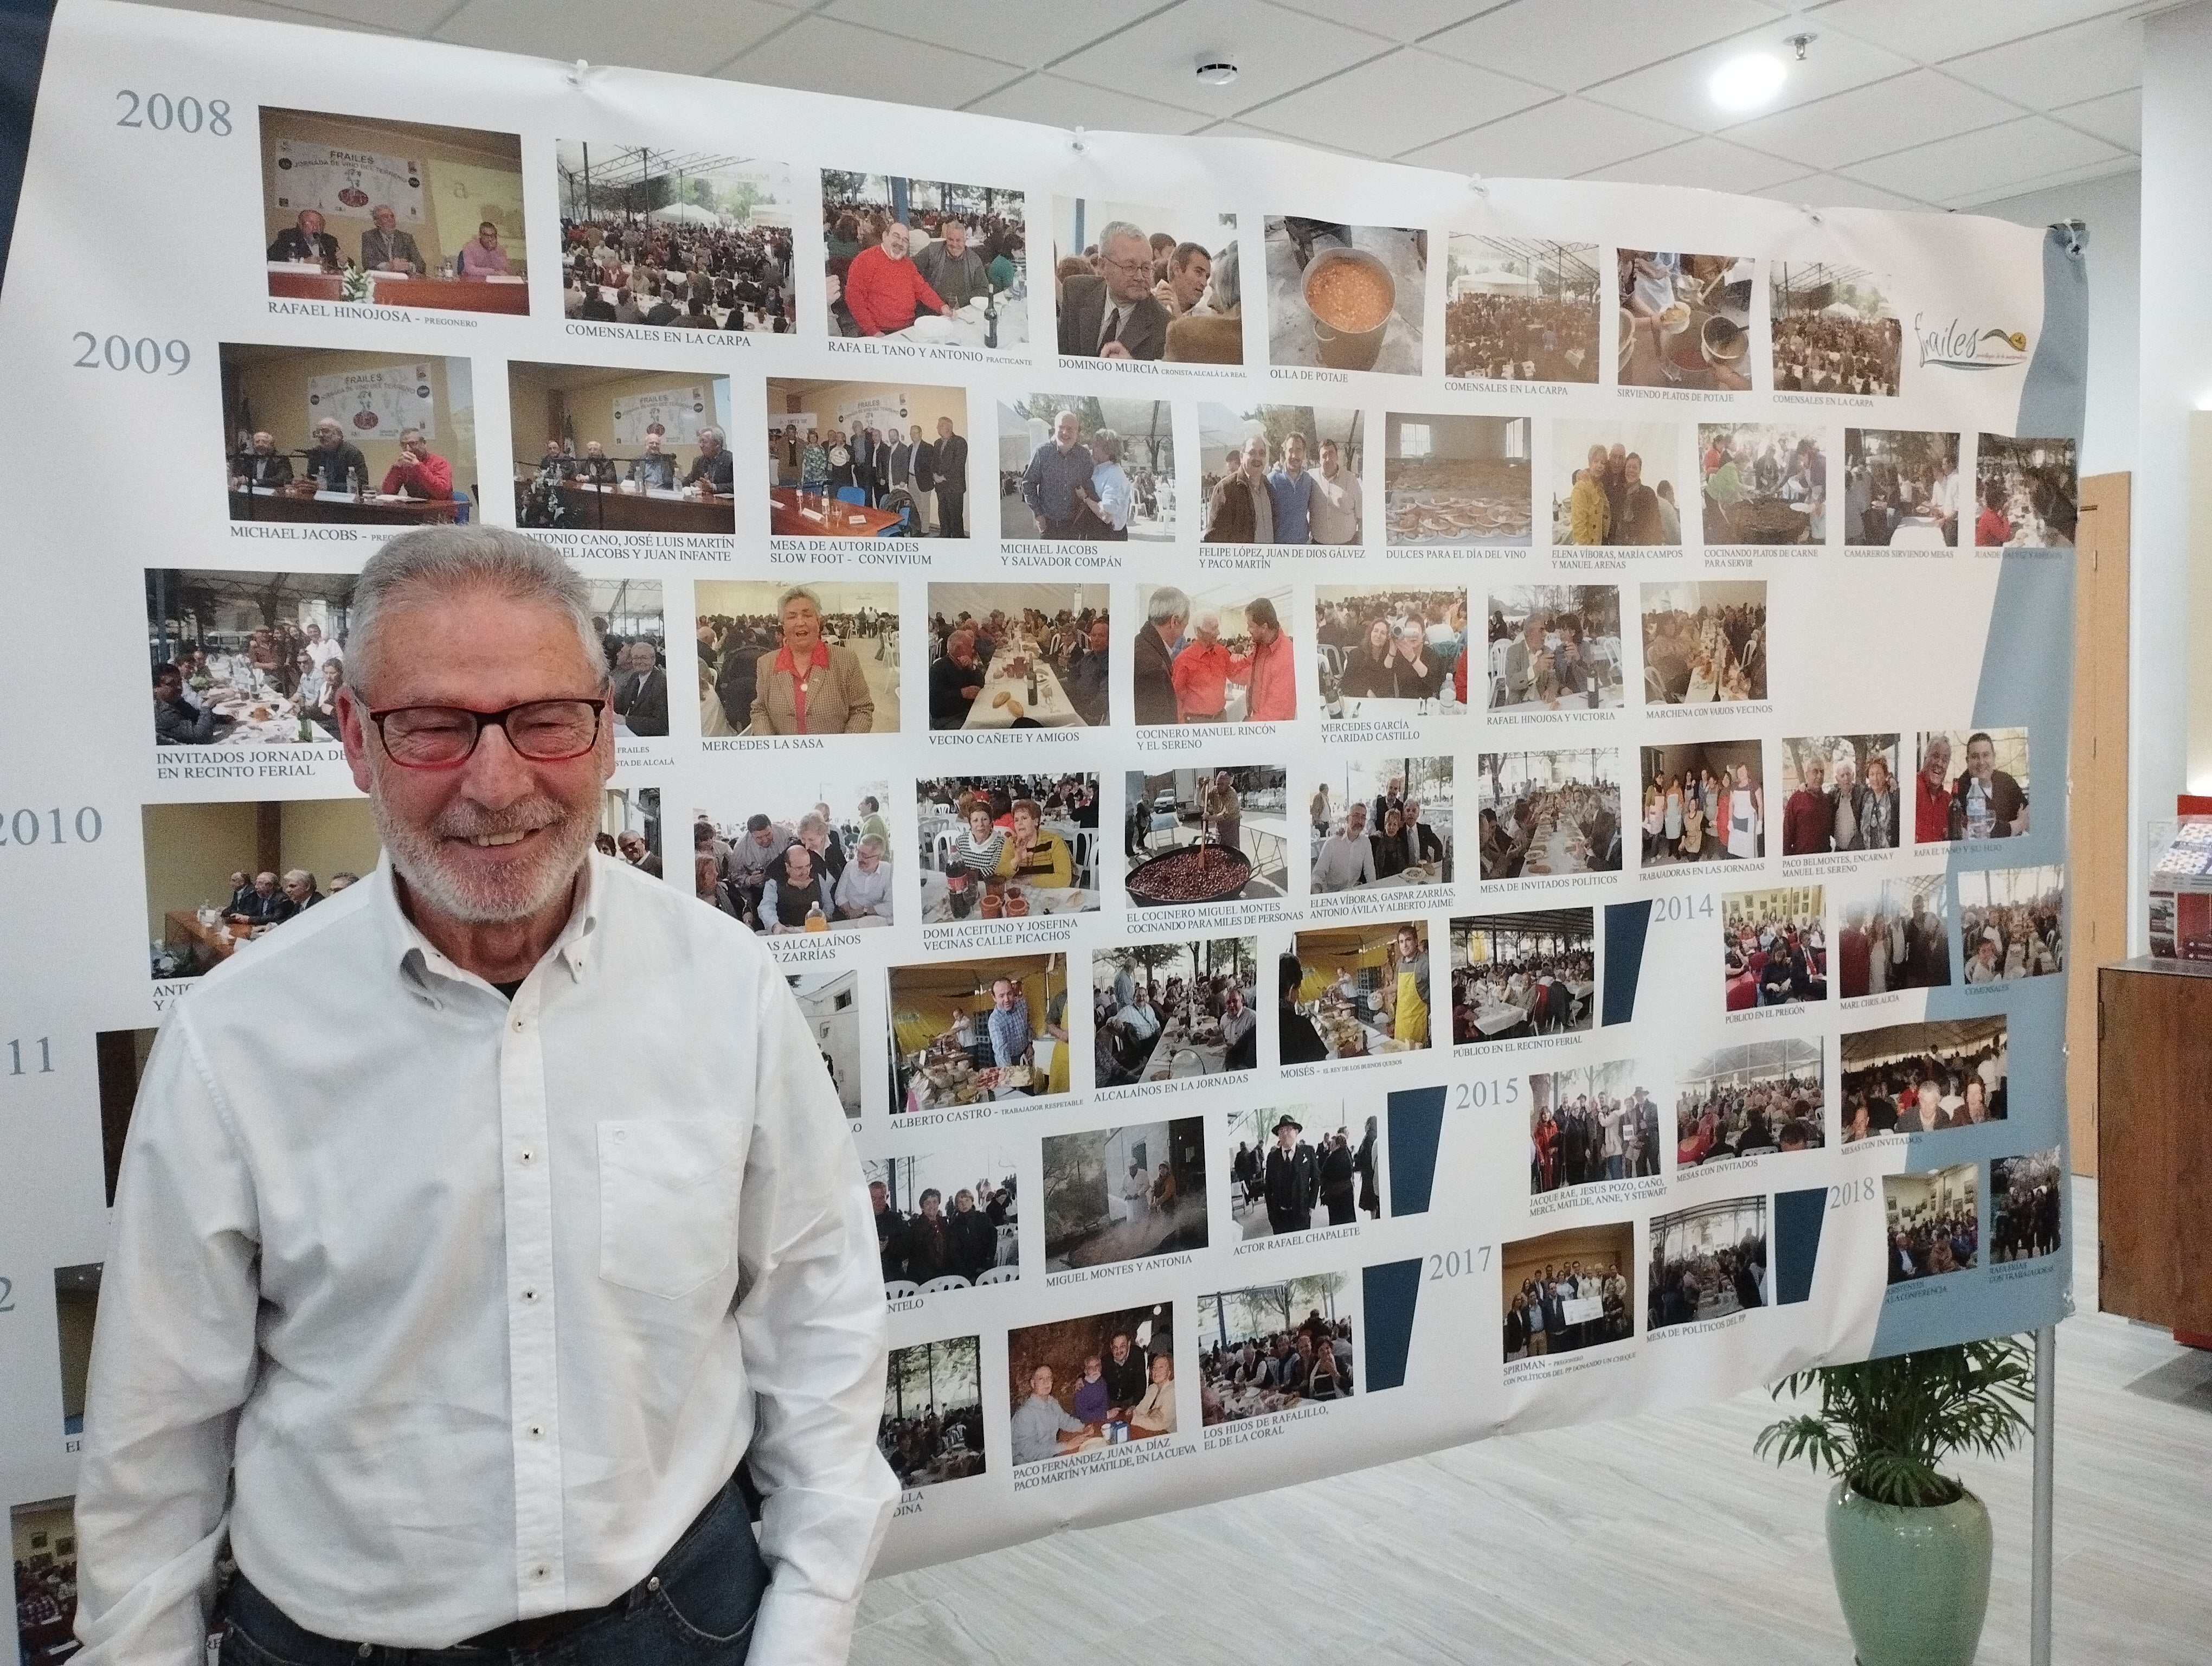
[
  {"xmin": 373, "ymin": 849, "xmax": 602, "ymax": 1006},
  {"xmin": 774, "ymin": 640, "xmax": 831, "ymax": 674}
]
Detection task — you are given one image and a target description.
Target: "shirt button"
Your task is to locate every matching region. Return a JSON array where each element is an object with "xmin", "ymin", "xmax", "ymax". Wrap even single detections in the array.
[
  {"xmin": 519, "ymin": 1149, "xmax": 534, "ymax": 1164},
  {"xmin": 513, "ymin": 1017, "xmax": 527, "ymax": 1032},
  {"xmin": 528, "ymin": 1422, "xmax": 543, "ymax": 1437},
  {"xmin": 522, "ymin": 1287, "xmax": 538, "ymax": 1302},
  {"xmin": 533, "ymin": 1566, "xmax": 549, "ymax": 1580}
]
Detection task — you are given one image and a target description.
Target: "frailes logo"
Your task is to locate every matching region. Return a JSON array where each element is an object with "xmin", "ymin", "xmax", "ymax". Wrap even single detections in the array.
[{"xmin": 1913, "ymin": 313, "xmax": 2029, "ymax": 371}]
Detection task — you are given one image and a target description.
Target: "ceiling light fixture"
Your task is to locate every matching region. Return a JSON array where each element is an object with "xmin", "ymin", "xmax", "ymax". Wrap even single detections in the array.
[
  {"xmin": 1194, "ymin": 60, "xmax": 1238, "ymax": 87},
  {"xmin": 1708, "ymin": 50, "xmax": 1787, "ymax": 112}
]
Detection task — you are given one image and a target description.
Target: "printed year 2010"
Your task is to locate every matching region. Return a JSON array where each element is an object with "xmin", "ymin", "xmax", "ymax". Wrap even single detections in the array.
[
  {"xmin": 115, "ymin": 92, "xmax": 232, "ymax": 134},
  {"xmin": 0, "ymin": 807, "xmax": 104, "ymax": 845},
  {"xmin": 1650, "ymin": 894, "xmax": 1715, "ymax": 922},
  {"xmin": 1427, "ymin": 1247, "xmax": 1491, "ymax": 1280}
]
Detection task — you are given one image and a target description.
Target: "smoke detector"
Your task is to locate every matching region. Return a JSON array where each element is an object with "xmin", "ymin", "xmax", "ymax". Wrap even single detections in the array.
[{"xmin": 1194, "ymin": 60, "xmax": 1239, "ymax": 87}]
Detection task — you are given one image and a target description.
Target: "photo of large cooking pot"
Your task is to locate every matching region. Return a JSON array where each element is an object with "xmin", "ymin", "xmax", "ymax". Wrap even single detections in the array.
[{"xmin": 1126, "ymin": 841, "xmax": 1253, "ymax": 907}]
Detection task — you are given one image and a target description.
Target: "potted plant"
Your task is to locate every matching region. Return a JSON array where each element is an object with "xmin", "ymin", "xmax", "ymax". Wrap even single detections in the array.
[{"xmin": 1756, "ymin": 1336, "xmax": 2033, "ymax": 1666}]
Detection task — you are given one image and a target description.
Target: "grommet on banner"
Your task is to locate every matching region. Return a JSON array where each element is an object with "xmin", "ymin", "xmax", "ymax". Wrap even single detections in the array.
[
  {"xmin": 1467, "ymin": 174, "xmax": 1488, "ymax": 197},
  {"xmin": 2056, "ymin": 217, "xmax": 2085, "ymax": 257},
  {"xmin": 567, "ymin": 58, "xmax": 589, "ymax": 87},
  {"xmin": 1071, "ymin": 126, "xmax": 1087, "ymax": 154},
  {"xmin": 1801, "ymin": 204, "xmax": 1822, "ymax": 226}
]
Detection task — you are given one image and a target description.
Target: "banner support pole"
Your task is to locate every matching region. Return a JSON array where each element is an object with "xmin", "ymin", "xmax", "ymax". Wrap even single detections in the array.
[{"xmin": 2030, "ymin": 1322, "xmax": 2056, "ymax": 1666}]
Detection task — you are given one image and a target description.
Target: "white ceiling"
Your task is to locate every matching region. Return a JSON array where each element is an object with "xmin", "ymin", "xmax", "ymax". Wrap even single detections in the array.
[{"xmin": 136, "ymin": 0, "xmax": 2152, "ymax": 210}]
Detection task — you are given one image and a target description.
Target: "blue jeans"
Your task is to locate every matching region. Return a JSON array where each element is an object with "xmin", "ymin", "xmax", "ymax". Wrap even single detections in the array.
[{"xmin": 220, "ymin": 1477, "xmax": 766, "ymax": 1666}]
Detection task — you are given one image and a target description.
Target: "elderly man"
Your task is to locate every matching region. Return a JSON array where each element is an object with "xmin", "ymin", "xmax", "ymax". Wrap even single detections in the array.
[
  {"xmin": 225, "ymin": 869, "xmax": 293, "ymax": 927},
  {"xmin": 455, "ymin": 219, "xmax": 513, "ymax": 279},
  {"xmin": 1203, "ymin": 438, "xmax": 1275, "ymax": 545},
  {"xmin": 627, "ymin": 430, "xmax": 678, "ymax": 491},
  {"xmin": 1064, "ymin": 616, "xmax": 1110, "ymax": 726},
  {"xmin": 280, "ymin": 869, "xmax": 323, "ymax": 913},
  {"xmin": 1154, "ymin": 241, "xmax": 1212, "ymax": 317},
  {"xmin": 931, "ymin": 414, "xmax": 968, "ymax": 539},
  {"xmin": 841, "ymin": 222, "xmax": 951, "ymax": 337},
  {"xmin": 1308, "ymin": 437, "xmax": 1361, "ymax": 544},
  {"xmin": 1020, "ymin": 410, "xmax": 1095, "ymax": 539},
  {"xmin": 683, "ymin": 427, "xmax": 734, "ymax": 495},
  {"xmin": 380, "ymin": 427, "xmax": 454, "ymax": 501},
  {"xmin": 833, "ymin": 834, "xmax": 893, "ymax": 922},
  {"xmin": 1134, "ymin": 584, "xmax": 1187, "ymax": 726},
  {"xmin": 232, "ymin": 430, "xmax": 293, "ymax": 490},
  {"xmin": 1502, "ymin": 612, "xmax": 1556, "ymax": 709},
  {"xmin": 77, "ymin": 527, "xmax": 893, "ymax": 1663},
  {"xmin": 266, "ymin": 208, "xmax": 337, "ymax": 267},
  {"xmin": 1914, "ymin": 733, "xmax": 1954, "ymax": 844},
  {"xmin": 1009, "ymin": 1366, "xmax": 1088, "ymax": 1465},
  {"xmin": 1310, "ymin": 802, "xmax": 1378, "ymax": 892},
  {"xmin": 1782, "ymin": 754, "xmax": 1835, "ymax": 857},
  {"xmin": 911, "ymin": 218, "xmax": 989, "ymax": 310},
  {"xmin": 929, "ymin": 629, "xmax": 986, "ymax": 728},
  {"xmin": 1169, "ymin": 611, "xmax": 1233, "ymax": 723},
  {"xmin": 728, "ymin": 812, "xmax": 793, "ymax": 920},
  {"xmin": 1218, "ymin": 983, "xmax": 1258, "ymax": 1072},
  {"xmin": 574, "ymin": 439, "xmax": 617, "ymax": 488},
  {"xmin": 152, "ymin": 663, "xmax": 218, "ymax": 745},
  {"xmin": 302, "ymin": 418, "xmax": 369, "ymax": 496},
  {"xmin": 1266, "ymin": 433, "xmax": 1316, "ymax": 544},
  {"xmin": 361, "ymin": 204, "xmax": 425, "ymax": 275},
  {"xmin": 612, "ymin": 641, "xmax": 668, "ymax": 737},
  {"xmin": 986, "ymin": 977, "xmax": 1034, "ymax": 1095},
  {"xmin": 1059, "ymin": 219, "xmax": 1169, "ymax": 360}
]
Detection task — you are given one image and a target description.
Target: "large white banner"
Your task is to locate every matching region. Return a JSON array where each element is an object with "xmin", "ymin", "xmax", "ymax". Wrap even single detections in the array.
[
  {"xmin": 611, "ymin": 385, "xmax": 712, "ymax": 446},
  {"xmin": 272, "ymin": 137, "xmax": 426, "ymax": 225},
  {"xmin": 304, "ymin": 362, "xmax": 435, "ymax": 441}
]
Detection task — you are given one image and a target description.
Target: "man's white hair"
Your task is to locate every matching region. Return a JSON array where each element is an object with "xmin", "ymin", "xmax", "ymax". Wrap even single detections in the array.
[
  {"xmin": 1097, "ymin": 220, "xmax": 1148, "ymax": 257},
  {"xmin": 346, "ymin": 526, "xmax": 603, "ymax": 695}
]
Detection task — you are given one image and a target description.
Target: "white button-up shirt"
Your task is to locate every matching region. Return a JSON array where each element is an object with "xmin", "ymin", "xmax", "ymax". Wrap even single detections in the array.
[{"xmin": 75, "ymin": 855, "xmax": 895, "ymax": 1663}]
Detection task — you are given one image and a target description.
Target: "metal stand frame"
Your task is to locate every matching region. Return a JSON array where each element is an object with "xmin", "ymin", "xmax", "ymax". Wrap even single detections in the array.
[{"xmin": 2030, "ymin": 1323, "xmax": 2056, "ymax": 1666}]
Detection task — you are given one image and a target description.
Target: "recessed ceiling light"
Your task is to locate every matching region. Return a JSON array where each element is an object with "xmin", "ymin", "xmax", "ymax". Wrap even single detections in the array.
[
  {"xmin": 1709, "ymin": 52, "xmax": 1786, "ymax": 112},
  {"xmin": 1195, "ymin": 60, "xmax": 1239, "ymax": 87}
]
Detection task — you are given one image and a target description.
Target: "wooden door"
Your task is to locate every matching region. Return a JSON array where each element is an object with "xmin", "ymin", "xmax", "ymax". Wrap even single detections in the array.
[{"xmin": 2068, "ymin": 472, "xmax": 2130, "ymax": 1176}]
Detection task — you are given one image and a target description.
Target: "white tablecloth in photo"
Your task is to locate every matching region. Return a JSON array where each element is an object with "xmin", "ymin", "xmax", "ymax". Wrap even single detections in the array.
[
  {"xmin": 964, "ymin": 652, "xmax": 1079, "ymax": 728},
  {"xmin": 1888, "ymin": 518, "xmax": 1947, "ymax": 548},
  {"xmin": 918, "ymin": 872, "xmax": 1089, "ymax": 923},
  {"xmin": 1494, "ymin": 687, "xmax": 1625, "ymax": 715},
  {"xmin": 1472, "ymin": 1001, "xmax": 1532, "ymax": 1036},
  {"xmin": 884, "ymin": 294, "xmax": 1027, "ymax": 351},
  {"xmin": 203, "ymin": 689, "xmax": 315, "ymax": 744},
  {"xmin": 1521, "ymin": 820, "xmax": 1594, "ymax": 876}
]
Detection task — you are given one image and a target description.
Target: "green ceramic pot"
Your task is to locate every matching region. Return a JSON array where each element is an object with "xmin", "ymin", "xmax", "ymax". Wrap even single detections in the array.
[{"xmin": 1824, "ymin": 1478, "xmax": 1993, "ymax": 1666}]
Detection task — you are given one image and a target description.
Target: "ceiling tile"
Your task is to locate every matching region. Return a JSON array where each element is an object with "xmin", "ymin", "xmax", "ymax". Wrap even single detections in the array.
[
  {"xmin": 1237, "ymin": 47, "xmax": 1551, "ymax": 158},
  {"xmin": 2052, "ymin": 85, "xmax": 2139, "ymax": 152},
  {"xmin": 1050, "ymin": 0, "xmax": 1395, "ymax": 120},
  {"xmin": 1720, "ymin": 68, "xmax": 2018, "ymax": 169},
  {"xmin": 1942, "ymin": 11, "xmax": 2141, "ymax": 108},
  {"xmin": 132, "ymin": 0, "xmax": 422, "ymax": 31},
  {"xmin": 1579, "ymin": 134, "xmax": 1811, "ymax": 193},
  {"xmin": 438, "ymin": 0, "xmax": 792, "ymax": 73},
  {"xmin": 1844, "ymin": 114, "xmax": 2125, "ymax": 204},
  {"xmin": 1264, "ymin": 0, "xmax": 1516, "ymax": 44},
  {"xmin": 1399, "ymin": 96, "xmax": 1696, "ymax": 178},
  {"xmin": 963, "ymin": 73, "xmax": 1217, "ymax": 136},
  {"xmin": 1748, "ymin": 169, "xmax": 1930, "ymax": 212},
  {"xmin": 1804, "ymin": 0, "xmax": 2139, "ymax": 67},
  {"xmin": 718, "ymin": 14, "xmax": 1026, "ymax": 106},
  {"xmin": 1946, "ymin": 155, "xmax": 2139, "ymax": 211},
  {"xmin": 1424, "ymin": 0, "xmax": 1783, "ymax": 92},
  {"xmin": 1587, "ymin": 20, "xmax": 1917, "ymax": 134},
  {"xmin": 820, "ymin": 0, "xmax": 1168, "ymax": 71}
]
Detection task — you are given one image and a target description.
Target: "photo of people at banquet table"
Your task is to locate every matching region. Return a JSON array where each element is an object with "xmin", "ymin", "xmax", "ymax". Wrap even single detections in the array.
[
  {"xmin": 1884, "ymin": 1163, "xmax": 1980, "ymax": 1284},
  {"xmin": 220, "ymin": 344, "xmax": 475, "ymax": 527},
  {"xmin": 822, "ymin": 171, "xmax": 1025, "ymax": 351},
  {"xmin": 1198, "ymin": 1272, "xmax": 1355, "ymax": 1424},
  {"xmin": 143, "ymin": 798, "xmax": 380, "ymax": 980},
  {"xmin": 1958, "ymin": 864, "xmax": 2066, "ymax": 983},
  {"xmin": 579, "ymin": 581, "xmax": 666, "ymax": 739},
  {"xmin": 1197, "ymin": 403, "xmax": 1365, "ymax": 546},
  {"xmin": 695, "ymin": 783, "xmax": 894, "ymax": 933},
  {"xmin": 1482, "ymin": 586, "xmax": 1625, "ymax": 714},
  {"xmin": 1974, "ymin": 434, "xmax": 2078, "ymax": 548},
  {"xmin": 928, "ymin": 585, "xmax": 1111, "ymax": 729},
  {"xmin": 1844, "ymin": 430, "xmax": 1962, "ymax": 547},
  {"xmin": 1475, "ymin": 749, "xmax": 1624, "ymax": 879},
  {"xmin": 1452, "ymin": 909, "xmax": 1595, "ymax": 1046},
  {"xmin": 1840, "ymin": 1015, "xmax": 2008, "ymax": 1143},
  {"xmin": 1131, "ymin": 580, "xmax": 1298, "ymax": 726},
  {"xmin": 764, "ymin": 377, "xmax": 972, "ymax": 538},
  {"xmin": 509, "ymin": 361, "xmax": 734, "ymax": 534},
  {"xmin": 1700, "ymin": 424, "xmax": 1828, "ymax": 546},
  {"xmin": 1779, "ymin": 734, "xmax": 1901, "ymax": 855},
  {"xmin": 554, "ymin": 142, "xmax": 792, "ymax": 333},
  {"xmin": 1770, "ymin": 264, "xmax": 1901, "ymax": 397},
  {"xmin": 1649, "ymin": 1196, "xmax": 1767, "ymax": 1332},
  {"xmin": 1677, "ymin": 1039, "xmax": 1824, "ymax": 1168},
  {"xmin": 1641, "ymin": 740, "xmax": 1765, "ymax": 868},
  {"xmin": 1384, "ymin": 414, "xmax": 1531, "ymax": 546},
  {"xmin": 13, "ymin": 1497, "xmax": 84, "ymax": 1665},
  {"xmin": 1052, "ymin": 198, "xmax": 1241, "ymax": 363},
  {"xmin": 146, "ymin": 568, "xmax": 355, "ymax": 747},
  {"xmin": 1641, "ymin": 581, "xmax": 1768, "ymax": 706},
  {"xmin": 1529, "ymin": 1061, "xmax": 1659, "ymax": 1196},
  {"xmin": 260, "ymin": 109, "xmax": 528, "ymax": 312},
  {"xmin": 1094, "ymin": 938, "xmax": 1261, "ymax": 1086},
  {"xmin": 1991, "ymin": 1148, "xmax": 2062, "ymax": 1265},
  {"xmin": 1502, "ymin": 1220, "xmax": 1636, "ymax": 1363},
  {"xmin": 1617, "ymin": 249, "xmax": 1753, "ymax": 389},
  {"xmin": 1308, "ymin": 754, "xmax": 1453, "ymax": 893},
  {"xmin": 1044, "ymin": 1116, "xmax": 1210, "ymax": 1273},
  {"xmin": 1281, "ymin": 924, "xmax": 1433, "ymax": 1061},
  {"xmin": 1837, "ymin": 874, "xmax": 1955, "ymax": 1002},
  {"xmin": 880, "ymin": 1336, "xmax": 987, "ymax": 1491},
  {"xmin": 888, "ymin": 952, "xmax": 1072, "ymax": 1112},
  {"xmin": 1549, "ymin": 418, "xmax": 1687, "ymax": 546},
  {"xmin": 1314, "ymin": 586, "xmax": 1468, "ymax": 717},
  {"xmin": 1913, "ymin": 729, "xmax": 2031, "ymax": 844},
  {"xmin": 1007, "ymin": 1302, "xmax": 1177, "ymax": 1464},
  {"xmin": 1126, "ymin": 767, "xmax": 1290, "ymax": 907},
  {"xmin": 1225, "ymin": 1104, "xmax": 1380, "ymax": 1236},
  {"xmin": 1265, "ymin": 216, "xmax": 1425, "ymax": 376},
  {"xmin": 1722, "ymin": 886, "xmax": 1826, "ymax": 1009},
  {"xmin": 695, "ymin": 580, "xmax": 899, "ymax": 738},
  {"xmin": 1444, "ymin": 236, "xmax": 1601, "ymax": 383},
  {"xmin": 917, "ymin": 774, "xmax": 1100, "ymax": 923},
  {"xmin": 998, "ymin": 396, "xmax": 1175, "ymax": 541},
  {"xmin": 866, "ymin": 1146, "xmax": 1020, "ymax": 1293}
]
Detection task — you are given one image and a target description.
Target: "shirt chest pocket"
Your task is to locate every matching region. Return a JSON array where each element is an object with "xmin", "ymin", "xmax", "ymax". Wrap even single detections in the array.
[{"xmin": 597, "ymin": 1119, "xmax": 737, "ymax": 1299}]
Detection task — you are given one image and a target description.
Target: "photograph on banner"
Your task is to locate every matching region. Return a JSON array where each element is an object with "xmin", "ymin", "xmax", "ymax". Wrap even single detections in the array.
[
  {"xmin": 1912, "ymin": 728, "xmax": 2031, "ymax": 844},
  {"xmin": 1843, "ymin": 430, "xmax": 1962, "ymax": 548},
  {"xmin": 95, "ymin": 1028, "xmax": 158, "ymax": 1205},
  {"xmin": 1974, "ymin": 434, "xmax": 2078, "ymax": 548},
  {"xmin": 1639, "ymin": 580, "xmax": 1768, "ymax": 706},
  {"xmin": 1990, "ymin": 1148, "xmax": 2063, "ymax": 1264},
  {"xmin": 1958, "ymin": 864, "xmax": 2066, "ymax": 982},
  {"xmin": 1264, "ymin": 216, "xmax": 1425, "ymax": 375},
  {"xmin": 1722, "ymin": 886, "xmax": 1827, "ymax": 1010},
  {"xmin": 1313, "ymin": 586, "xmax": 1469, "ymax": 717},
  {"xmin": 221, "ymin": 344, "xmax": 474, "ymax": 526},
  {"xmin": 1840, "ymin": 1015, "xmax": 2008, "ymax": 1142},
  {"xmin": 53, "ymin": 1262, "xmax": 99, "ymax": 1443},
  {"xmin": 1131, "ymin": 581, "xmax": 1297, "ymax": 726},
  {"xmin": 1382, "ymin": 413, "xmax": 1532, "ymax": 546},
  {"xmin": 143, "ymin": 799, "xmax": 378, "ymax": 981},
  {"xmin": 821, "ymin": 171, "xmax": 1025, "ymax": 350},
  {"xmin": 1198, "ymin": 1271, "xmax": 1356, "ymax": 1422},
  {"xmin": 695, "ymin": 778, "xmax": 895, "ymax": 932},
  {"xmin": 880, "ymin": 1335, "xmax": 987, "ymax": 1491},
  {"xmin": 1549, "ymin": 418, "xmax": 1687, "ymax": 547},
  {"xmin": 928, "ymin": 584, "xmax": 1111, "ymax": 729},
  {"xmin": 694, "ymin": 580, "xmax": 900, "ymax": 739},
  {"xmin": 1197, "ymin": 403, "xmax": 1365, "ymax": 546},
  {"xmin": 917, "ymin": 775, "xmax": 1101, "ymax": 922},
  {"xmin": 788, "ymin": 972, "xmax": 861, "ymax": 1119},
  {"xmin": 1052, "ymin": 198, "xmax": 1241, "ymax": 363},
  {"xmin": 1007, "ymin": 1301, "xmax": 1176, "ymax": 1463},
  {"xmin": 260, "ymin": 108, "xmax": 528, "ymax": 307},
  {"xmin": 600, "ymin": 787, "xmax": 664, "ymax": 880},
  {"xmin": 1474, "ymin": 748, "xmax": 1624, "ymax": 879},
  {"xmin": 12, "ymin": 1497, "xmax": 82, "ymax": 1661},
  {"xmin": 866, "ymin": 1143, "xmax": 1020, "ymax": 1291},
  {"xmin": 553, "ymin": 142, "xmax": 794, "ymax": 332},
  {"xmin": 1043, "ymin": 1115, "xmax": 1209, "ymax": 1272},
  {"xmin": 1227, "ymin": 1103, "xmax": 1381, "ymax": 1239},
  {"xmin": 1779, "ymin": 733, "xmax": 1902, "ymax": 855},
  {"xmin": 1125, "ymin": 766, "xmax": 1291, "ymax": 907},
  {"xmin": 1451, "ymin": 909, "xmax": 1596, "ymax": 1046},
  {"xmin": 1616, "ymin": 249, "xmax": 1753, "ymax": 389},
  {"xmin": 1884, "ymin": 1162, "xmax": 1980, "ymax": 1283},
  {"xmin": 1649, "ymin": 1196, "xmax": 1768, "ymax": 1332},
  {"xmin": 888, "ymin": 952, "xmax": 1073, "ymax": 1112},
  {"xmin": 1699, "ymin": 423, "xmax": 1829, "ymax": 546},
  {"xmin": 1483, "ymin": 585, "xmax": 1626, "ymax": 713},
  {"xmin": 1770, "ymin": 263, "xmax": 1901, "ymax": 396},
  {"xmin": 1528, "ymin": 1060, "xmax": 1661, "ymax": 1196},
  {"xmin": 1502, "ymin": 1220, "xmax": 1636, "ymax": 1363},
  {"xmin": 584, "ymin": 581, "xmax": 667, "ymax": 740},
  {"xmin": 509, "ymin": 361, "xmax": 735, "ymax": 534},
  {"xmin": 1676, "ymin": 1038, "xmax": 1825, "ymax": 1168},
  {"xmin": 1307, "ymin": 753, "xmax": 1453, "ymax": 893},
  {"xmin": 147, "ymin": 568, "xmax": 354, "ymax": 747},
  {"xmin": 1639, "ymin": 739, "xmax": 1765, "ymax": 867},
  {"xmin": 1834, "ymin": 873, "xmax": 1954, "ymax": 998},
  {"xmin": 1092, "ymin": 937, "xmax": 1261, "ymax": 1087},
  {"xmin": 1444, "ymin": 236, "xmax": 1602, "ymax": 383},
  {"xmin": 1281, "ymin": 924, "xmax": 1433, "ymax": 1062},
  {"xmin": 764, "ymin": 377, "xmax": 973, "ymax": 539},
  {"xmin": 998, "ymin": 396, "xmax": 1176, "ymax": 540}
]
